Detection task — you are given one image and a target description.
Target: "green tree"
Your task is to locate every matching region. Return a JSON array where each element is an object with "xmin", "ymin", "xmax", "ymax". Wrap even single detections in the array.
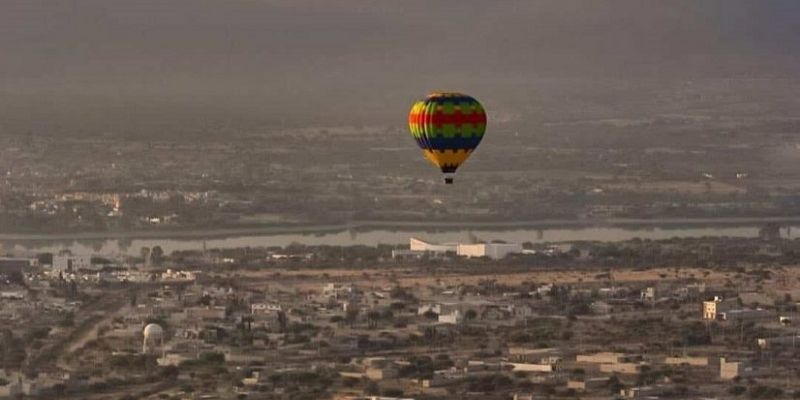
[
  {"xmin": 365, "ymin": 381, "xmax": 380, "ymax": 395},
  {"xmin": 150, "ymin": 246, "xmax": 164, "ymax": 266},
  {"xmin": 345, "ymin": 308, "xmax": 359, "ymax": 328},
  {"xmin": 140, "ymin": 247, "xmax": 151, "ymax": 265},
  {"xmin": 367, "ymin": 311, "xmax": 381, "ymax": 329},
  {"xmin": 465, "ymin": 309, "xmax": 478, "ymax": 321}
]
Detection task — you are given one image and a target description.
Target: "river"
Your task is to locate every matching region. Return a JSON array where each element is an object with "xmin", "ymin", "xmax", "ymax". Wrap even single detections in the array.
[{"xmin": 0, "ymin": 221, "xmax": 795, "ymax": 257}]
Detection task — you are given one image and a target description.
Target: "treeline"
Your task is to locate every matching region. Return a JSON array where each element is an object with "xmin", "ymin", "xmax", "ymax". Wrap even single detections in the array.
[{"xmin": 153, "ymin": 236, "xmax": 800, "ymax": 271}]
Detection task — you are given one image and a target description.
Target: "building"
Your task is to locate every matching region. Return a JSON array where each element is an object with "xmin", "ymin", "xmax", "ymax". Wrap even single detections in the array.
[
  {"xmin": 702, "ymin": 296, "xmax": 735, "ymax": 320},
  {"xmin": 52, "ymin": 254, "xmax": 92, "ymax": 272},
  {"xmin": 157, "ymin": 353, "xmax": 191, "ymax": 367},
  {"xmin": 390, "ymin": 249, "xmax": 425, "ymax": 260},
  {"xmin": 251, "ymin": 303, "xmax": 282, "ymax": 314},
  {"xmin": 397, "ymin": 238, "xmax": 523, "ymax": 260},
  {"xmin": 664, "ymin": 356, "xmax": 709, "ymax": 367},
  {"xmin": 641, "ymin": 287, "xmax": 656, "ymax": 302},
  {"xmin": 241, "ymin": 371, "xmax": 269, "ymax": 387},
  {"xmin": 600, "ymin": 363, "xmax": 645, "ymax": 374},
  {"xmin": 410, "ymin": 237, "xmax": 458, "ymax": 254},
  {"xmin": 567, "ymin": 377, "xmax": 609, "ymax": 391},
  {"xmin": 359, "ymin": 358, "xmax": 400, "ymax": 380},
  {"xmin": 504, "ymin": 362, "xmax": 555, "ymax": 373},
  {"xmin": 703, "ymin": 299, "xmax": 718, "ymax": 320},
  {"xmin": 422, "ymin": 368, "xmax": 467, "ymax": 388},
  {"xmin": 438, "ymin": 310, "xmax": 463, "ymax": 325},
  {"xmin": 720, "ymin": 357, "xmax": 759, "ymax": 380},
  {"xmin": 161, "ymin": 269, "xmax": 196, "ymax": 282},
  {"xmin": 0, "ymin": 291, "xmax": 24, "ymax": 300},
  {"xmin": 576, "ymin": 352, "xmax": 641, "ymax": 365},
  {"xmin": 418, "ymin": 303, "xmax": 442, "ymax": 316},
  {"xmin": 456, "ymin": 243, "xmax": 523, "ymax": 260},
  {"xmin": 621, "ymin": 385, "xmax": 670, "ymax": 399},
  {"xmin": 323, "ymin": 283, "xmax": 355, "ymax": 299}
]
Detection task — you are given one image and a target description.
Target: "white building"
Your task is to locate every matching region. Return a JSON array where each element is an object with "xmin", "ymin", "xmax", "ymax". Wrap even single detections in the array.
[
  {"xmin": 161, "ymin": 269, "xmax": 197, "ymax": 282},
  {"xmin": 399, "ymin": 238, "xmax": 523, "ymax": 261},
  {"xmin": 410, "ymin": 237, "xmax": 458, "ymax": 254},
  {"xmin": 0, "ymin": 291, "xmax": 24, "ymax": 300},
  {"xmin": 457, "ymin": 243, "xmax": 523, "ymax": 260},
  {"xmin": 418, "ymin": 304, "xmax": 442, "ymax": 315},
  {"xmin": 438, "ymin": 310, "xmax": 463, "ymax": 325},
  {"xmin": 504, "ymin": 362, "xmax": 555, "ymax": 373},
  {"xmin": 52, "ymin": 254, "xmax": 92, "ymax": 272},
  {"xmin": 251, "ymin": 303, "xmax": 282, "ymax": 314}
]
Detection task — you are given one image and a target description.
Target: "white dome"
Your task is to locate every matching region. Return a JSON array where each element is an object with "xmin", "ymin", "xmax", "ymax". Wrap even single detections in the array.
[{"xmin": 143, "ymin": 323, "xmax": 163, "ymax": 338}]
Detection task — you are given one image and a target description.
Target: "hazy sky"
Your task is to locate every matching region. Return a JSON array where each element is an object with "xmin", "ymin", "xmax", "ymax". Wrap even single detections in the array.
[{"xmin": 1, "ymin": 0, "xmax": 799, "ymax": 135}]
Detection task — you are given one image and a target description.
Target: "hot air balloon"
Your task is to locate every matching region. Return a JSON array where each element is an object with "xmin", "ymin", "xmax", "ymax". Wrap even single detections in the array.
[{"xmin": 408, "ymin": 92, "xmax": 487, "ymax": 184}]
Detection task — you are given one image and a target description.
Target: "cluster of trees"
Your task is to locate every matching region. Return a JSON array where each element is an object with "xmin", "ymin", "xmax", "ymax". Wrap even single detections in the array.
[
  {"xmin": 161, "ymin": 236, "xmax": 800, "ymax": 272},
  {"xmin": 139, "ymin": 246, "xmax": 165, "ymax": 266},
  {"xmin": 260, "ymin": 369, "xmax": 336, "ymax": 399},
  {"xmin": 730, "ymin": 384, "xmax": 784, "ymax": 399},
  {"xmin": 170, "ymin": 243, "xmax": 407, "ymax": 269},
  {"xmin": 108, "ymin": 354, "xmax": 157, "ymax": 372},
  {"xmin": 353, "ymin": 377, "xmax": 413, "ymax": 398},
  {"xmin": 508, "ymin": 318, "xmax": 567, "ymax": 347},
  {"xmin": 465, "ymin": 374, "xmax": 513, "ymax": 392},
  {"xmin": 0, "ymin": 199, "xmax": 109, "ymax": 233},
  {"xmin": 582, "ymin": 237, "xmax": 800, "ymax": 268},
  {"xmin": 398, "ymin": 354, "xmax": 454, "ymax": 379}
]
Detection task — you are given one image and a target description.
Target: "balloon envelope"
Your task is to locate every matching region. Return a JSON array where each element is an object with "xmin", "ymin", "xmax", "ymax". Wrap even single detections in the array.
[{"xmin": 408, "ymin": 92, "xmax": 487, "ymax": 183}]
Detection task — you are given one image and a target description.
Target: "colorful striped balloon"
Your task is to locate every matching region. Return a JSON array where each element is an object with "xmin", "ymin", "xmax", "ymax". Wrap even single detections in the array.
[{"xmin": 408, "ymin": 92, "xmax": 487, "ymax": 184}]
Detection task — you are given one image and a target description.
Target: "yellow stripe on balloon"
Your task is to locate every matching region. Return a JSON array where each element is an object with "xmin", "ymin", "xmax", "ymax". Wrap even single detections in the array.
[{"xmin": 422, "ymin": 149, "xmax": 473, "ymax": 169}]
